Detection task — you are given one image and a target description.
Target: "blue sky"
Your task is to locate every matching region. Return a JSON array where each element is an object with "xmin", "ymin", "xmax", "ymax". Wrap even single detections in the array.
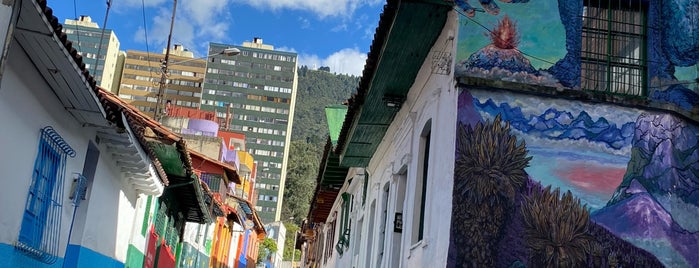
[{"xmin": 51, "ymin": 0, "xmax": 386, "ymax": 76}]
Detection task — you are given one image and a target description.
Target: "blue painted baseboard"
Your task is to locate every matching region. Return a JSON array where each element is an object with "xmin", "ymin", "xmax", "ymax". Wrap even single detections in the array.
[
  {"xmin": 63, "ymin": 244, "xmax": 124, "ymax": 268},
  {"xmin": 0, "ymin": 243, "xmax": 63, "ymax": 268}
]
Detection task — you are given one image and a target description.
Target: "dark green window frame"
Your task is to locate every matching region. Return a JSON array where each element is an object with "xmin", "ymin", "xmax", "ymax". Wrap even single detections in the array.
[
  {"xmin": 335, "ymin": 193, "xmax": 352, "ymax": 255},
  {"xmin": 581, "ymin": 0, "xmax": 648, "ymax": 96}
]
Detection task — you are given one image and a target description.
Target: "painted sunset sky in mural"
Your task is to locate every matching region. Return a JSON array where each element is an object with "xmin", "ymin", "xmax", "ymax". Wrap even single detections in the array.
[{"xmin": 466, "ymin": 90, "xmax": 639, "ymax": 210}]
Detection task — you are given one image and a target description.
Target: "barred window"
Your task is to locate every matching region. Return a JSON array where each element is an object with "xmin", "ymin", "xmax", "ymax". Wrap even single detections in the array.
[
  {"xmin": 581, "ymin": 0, "xmax": 647, "ymax": 96},
  {"xmin": 17, "ymin": 127, "xmax": 75, "ymax": 264}
]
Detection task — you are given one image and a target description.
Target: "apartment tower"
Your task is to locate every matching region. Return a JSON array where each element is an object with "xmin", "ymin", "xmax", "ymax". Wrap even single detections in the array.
[
  {"xmin": 118, "ymin": 45, "xmax": 206, "ymax": 117},
  {"xmin": 63, "ymin": 16, "xmax": 120, "ymax": 92},
  {"xmin": 201, "ymin": 38, "xmax": 298, "ymax": 223}
]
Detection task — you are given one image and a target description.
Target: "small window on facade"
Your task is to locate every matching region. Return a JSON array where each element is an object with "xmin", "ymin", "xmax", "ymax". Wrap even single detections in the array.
[
  {"xmin": 412, "ymin": 120, "xmax": 431, "ymax": 244},
  {"xmin": 581, "ymin": 0, "xmax": 647, "ymax": 96}
]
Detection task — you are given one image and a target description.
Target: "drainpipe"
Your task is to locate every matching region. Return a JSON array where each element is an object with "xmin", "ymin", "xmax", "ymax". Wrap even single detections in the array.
[{"xmin": 63, "ymin": 173, "xmax": 88, "ymax": 267}]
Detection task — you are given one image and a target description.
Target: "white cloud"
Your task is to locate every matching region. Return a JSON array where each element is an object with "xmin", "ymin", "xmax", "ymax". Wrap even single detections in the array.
[
  {"xmin": 276, "ymin": 47, "xmax": 298, "ymax": 53},
  {"xmin": 233, "ymin": 0, "xmax": 382, "ymax": 18},
  {"xmin": 181, "ymin": 0, "xmax": 231, "ymax": 26},
  {"xmin": 299, "ymin": 48, "xmax": 367, "ymax": 76},
  {"xmin": 133, "ymin": 0, "xmax": 233, "ymax": 57},
  {"xmin": 298, "ymin": 17, "xmax": 311, "ymax": 29},
  {"xmin": 114, "ymin": 0, "xmax": 168, "ymax": 10}
]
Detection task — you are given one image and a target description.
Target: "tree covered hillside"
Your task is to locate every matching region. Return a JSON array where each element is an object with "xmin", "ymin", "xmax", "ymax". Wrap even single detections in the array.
[
  {"xmin": 291, "ymin": 66, "xmax": 359, "ymax": 144},
  {"xmin": 280, "ymin": 67, "xmax": 358, "ymax": 260}
]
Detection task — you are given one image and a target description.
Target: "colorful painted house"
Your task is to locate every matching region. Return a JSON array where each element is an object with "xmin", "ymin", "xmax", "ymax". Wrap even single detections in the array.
[
  {"xmin": 161, "ymin": 100, "xmax": 266, "ymax": 268},
  {"xmin": 303, "ymin": 0, "xmax": 698, "ymax": 267}
]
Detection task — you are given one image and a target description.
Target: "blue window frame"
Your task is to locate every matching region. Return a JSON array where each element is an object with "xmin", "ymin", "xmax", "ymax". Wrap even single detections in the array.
[{"xmin": 16, "ymin": 127, "xmax": 75, "ymax": 264}]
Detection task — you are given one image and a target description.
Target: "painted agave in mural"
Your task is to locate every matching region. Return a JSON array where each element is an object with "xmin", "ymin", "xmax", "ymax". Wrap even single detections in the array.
[
  {"xmin": 521, "ymin": 186, "xmax": 594, "ymax": 267},
  {"xmin": 452, "ymin": 115, "xmax": 531, "ymax": 266}
]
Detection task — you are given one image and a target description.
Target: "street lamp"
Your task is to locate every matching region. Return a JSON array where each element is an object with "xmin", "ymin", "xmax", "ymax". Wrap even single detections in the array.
[{"xmin": 152, "ymin": 47, "xmax": 240, "ymax": 120}]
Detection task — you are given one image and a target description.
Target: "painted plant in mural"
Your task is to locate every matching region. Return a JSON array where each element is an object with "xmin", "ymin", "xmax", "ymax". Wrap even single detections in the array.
[
  {"xmin": 451, "ymin": 115, "xmax": 531, "ymax": 266},
  {"xmin": 447, "ymin": 114, "xmax": 663, "ymax": 267},
  {"xmin": 521, "ymin": 186, "xmax": 594, "ymax": 267}
]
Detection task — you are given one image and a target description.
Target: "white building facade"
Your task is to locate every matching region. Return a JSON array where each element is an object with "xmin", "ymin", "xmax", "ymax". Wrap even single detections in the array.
[
  {"xmin": 0, "ymin": 1, "xmax": 163, "ymax": 267},
  {"xmin": 302, "ymin": 1, "xmax": 458, "ymax": 267}
]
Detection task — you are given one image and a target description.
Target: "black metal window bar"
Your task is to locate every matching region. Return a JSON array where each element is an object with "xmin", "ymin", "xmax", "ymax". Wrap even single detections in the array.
[{"xmin": 581, "ymin": 0, "xmax": 647, "ymax": 96}]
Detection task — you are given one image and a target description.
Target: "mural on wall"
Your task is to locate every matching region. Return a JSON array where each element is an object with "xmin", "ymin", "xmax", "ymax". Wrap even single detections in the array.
[
  {"xmin": 448, "ymin": 97, "xmax": 664, "ymax": 267},
  {"xmin": 470, "ymin": 91, "xmax": 637, "ymax": 210},
  {"xmin": 454, "ymin": 0, "xmax": 699, "ymax": 108},
  {"xmin": 449, "ymin": 2, "xmax": 699, "ymax": 266}
]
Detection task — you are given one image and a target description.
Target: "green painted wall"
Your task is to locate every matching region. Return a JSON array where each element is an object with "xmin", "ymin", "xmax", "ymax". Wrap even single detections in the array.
[{"xmin": 124, "ymin": 245, "xmax": 144, "ymax": 268}]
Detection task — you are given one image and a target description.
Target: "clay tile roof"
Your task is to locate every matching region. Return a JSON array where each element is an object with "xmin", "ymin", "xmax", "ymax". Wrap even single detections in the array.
[{"xmin": 189, "ymin": 149, "xmax": 241, "ymax": 184}]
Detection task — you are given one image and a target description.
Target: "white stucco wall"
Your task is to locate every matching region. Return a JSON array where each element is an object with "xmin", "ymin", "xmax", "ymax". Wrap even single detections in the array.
[
  {"xmin": 78, "ymin": 152, "xmax": 139, "ymax": 262},
  {"xmin": 0, "ymin": 39, "xmax": 140, "ymax": 263},
  {"xmin": 312, "ymin": 10, "xmax": 459, "ymax": 268},
  {"xmin": 0, "ymin": 41, "xmax": 96, "ymax": 257},
  {"xmin": 0, "ymin": 1, "xmax": 14, "ymax": 82}
]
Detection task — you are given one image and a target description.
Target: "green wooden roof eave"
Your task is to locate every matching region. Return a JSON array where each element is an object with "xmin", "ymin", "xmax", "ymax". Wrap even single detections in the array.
[
  {"xmin": 325, "ymin": 105, "xmax": 348, "ymax": 146},
  {"xmin": 149, "ymin": 142, "xmax": 187, "ymax": 177},
  {"xmin": 337, "ymin": 1, "xmax": 451, "ymax": 167}
]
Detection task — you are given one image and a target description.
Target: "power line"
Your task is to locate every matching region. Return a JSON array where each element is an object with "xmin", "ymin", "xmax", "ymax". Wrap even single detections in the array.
[
  {"xmin": 72, "ymin": 0, "xmax": 81, "ymax": 52},
  {"xmin": 92, "ymin": 1, "xmax": 111, "ymax": 78},
  {"xmin": 141, "ymin": 0, "xmax": 156, "ymax": 78}
]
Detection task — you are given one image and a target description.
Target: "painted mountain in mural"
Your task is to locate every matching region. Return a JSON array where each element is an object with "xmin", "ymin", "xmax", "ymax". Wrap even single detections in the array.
[
  {"xmin": 460, "ymin": 44, "xmax": 536, "ymax": 74},
  {"xmin": 593, "ymin": 113, "xmax": 699, "ymax": 268},
  {"xmin": 594, "ymin": 191, "xmax": 698, "ymax": 267},
  {"xmin": 474, "ymin": 98, "xmax": 635, "ymax": 150}
]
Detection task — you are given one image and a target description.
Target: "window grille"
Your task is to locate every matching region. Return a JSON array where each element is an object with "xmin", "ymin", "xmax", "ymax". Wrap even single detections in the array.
[
  {"xmin": 16, "ymin": 126, "xmax": 75, "ymax": 264},
  {"xmin": 335, "ymin": 192, "xmax": 352, "ymax": 254},
  {"xmin": 581, "ymin": 0, "xmax": 647, "ymax": 96},
  {"xmin": 201, "ymin": 173, "xmax": 226, "ymax": 196},
  {"xmin": 154, "ymin": 202, "xmax": 168, "ymax": 237}
]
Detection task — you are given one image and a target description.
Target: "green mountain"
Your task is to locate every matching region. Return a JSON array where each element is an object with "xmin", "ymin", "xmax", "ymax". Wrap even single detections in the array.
[
  {"xmin": 291, "ymin": 66, "xmax": 359, "ymax": 144},
  {"xmin": 281, "ymin": 67, "xmax": 358, "ymax": 245}
]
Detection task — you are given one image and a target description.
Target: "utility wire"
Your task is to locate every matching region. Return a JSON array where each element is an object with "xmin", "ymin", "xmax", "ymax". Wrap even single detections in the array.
[
  {"xmin": 142, "ymin": 0, "xmax": 156, "ymax": 78},
  {"xmin": 72, "ymin": 0, "xmax": 81, "ymax": 52},
  {"xmin": 92, "ymin": 0, "xmax": 112, "ymax": 82}
]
